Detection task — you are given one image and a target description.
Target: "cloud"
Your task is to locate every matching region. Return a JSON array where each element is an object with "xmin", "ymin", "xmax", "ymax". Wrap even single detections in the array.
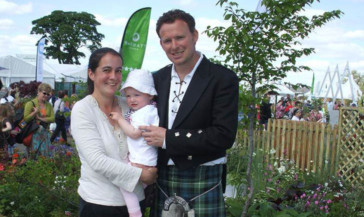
[
  {"xmin": 0, "ymin": 19, "xmax": 14, "ymax": 29},
  {"xmin": 344, "ymin": 30, "xmax": 364, "ymax": 39},
  {"xmin": 0, "ymin": 34, "xmax": 38, "ymax": 57},
  {"xmin": 95, "ymin": 14, "xmax": 127, "ymax": 27},
  {"xmin": 300, "ymin": 8, "xmax": 326, "ymax": 18},
  {"xmin": 0, "ymin": 0, "xmax": 32, "ymax": 15}
]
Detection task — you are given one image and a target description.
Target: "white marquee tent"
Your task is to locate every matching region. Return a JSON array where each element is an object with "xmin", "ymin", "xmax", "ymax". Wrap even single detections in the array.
[
  {"xmin": 0, "ymin": 55, "xmax": 56, "ymax": 88},
  {"xmin": 309, "ymin": 63, "xmax": 362, "ymax": 102},
  {"xmin": 0, "ymin": 55, "xmax": 87, "ymax": 87}
]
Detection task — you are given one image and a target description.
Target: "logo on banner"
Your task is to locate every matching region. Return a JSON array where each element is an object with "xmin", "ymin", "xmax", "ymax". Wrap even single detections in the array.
[{"xmin": 132, "ymin": 33, "xmax": 140, "ymax": 42}]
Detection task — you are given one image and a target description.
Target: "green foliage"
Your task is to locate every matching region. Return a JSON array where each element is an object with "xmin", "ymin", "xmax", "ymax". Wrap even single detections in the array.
[
  {"xmin": 226, "ymin": 197, "xmax": 245, "ymax": 217},
  {"xmin": 225, "ymin": 142, "xmax": 364, "ymax": 217},
  {"xmin": 211, "ymin": 1, "xmax": 342, "ymax": 214},
  {"xmin": 0, "ymin": 145, "xmax": 80, "ymax": 216},
  {"xmin": 351, "ymin": 70, "xmax": 364, "ymax": 106},
  {"xmin": 31, "ymin": 10, "xmax": 104, "ymax": 64},
  {"xmin": 206, "ymin": 0, "xmax": 342, "ymax": 87}
]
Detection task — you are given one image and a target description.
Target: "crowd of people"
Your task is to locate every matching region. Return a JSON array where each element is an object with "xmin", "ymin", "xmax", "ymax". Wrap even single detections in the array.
[
  {"xmin": 257, "ymin": 92, "xmax": 358, "ymax": 130},
  {"xmin": 0, "ymin": 84, "xmax": 74, "ymax": 167}
]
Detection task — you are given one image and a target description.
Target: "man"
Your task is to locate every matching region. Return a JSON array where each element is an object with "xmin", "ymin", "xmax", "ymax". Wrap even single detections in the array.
[
  {"xmin": 259, "ymin": 94, "xmax": 272, "ymax": 130},
  {"xmin": 140, "ymin": 9, "xmax": 239, "ymax": 217}
]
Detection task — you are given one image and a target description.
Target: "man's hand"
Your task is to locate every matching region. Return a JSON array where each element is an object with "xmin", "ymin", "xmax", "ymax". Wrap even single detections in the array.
[
  {"xmin": 139, "ymin": 125, "xmax": 166, "ymax": 148},
  {"xmin": 140, "ymin": 167, "xmax": 158, "ymax": 185}
]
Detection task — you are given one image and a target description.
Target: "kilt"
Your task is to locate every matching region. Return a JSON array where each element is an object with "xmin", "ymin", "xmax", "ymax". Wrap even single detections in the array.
[{"xmin": 151, "ymin": 164, "xmax": 225, "ymax": 217}]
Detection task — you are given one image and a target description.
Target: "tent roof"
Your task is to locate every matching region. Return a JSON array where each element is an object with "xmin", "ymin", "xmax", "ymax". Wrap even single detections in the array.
[{"xmin": 0, "ymin": 55, "xmax": 55, "ymax": 78}]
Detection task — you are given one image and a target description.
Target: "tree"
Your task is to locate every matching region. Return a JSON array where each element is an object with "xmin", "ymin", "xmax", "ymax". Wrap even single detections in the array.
[
  {"xmin": 30, "ymin": 10, "xmax": 104, "ymax": 64},
  {"xmin": 351, "ymin": 70, "xmax": 364, "ymax": 106},
  {"xmin": 352, "ymin": 70, "xmax": 364, "ymax": 92},
  {"xmin": 205, "ymin": 0, "xmax": 342, "ymax": 216}
]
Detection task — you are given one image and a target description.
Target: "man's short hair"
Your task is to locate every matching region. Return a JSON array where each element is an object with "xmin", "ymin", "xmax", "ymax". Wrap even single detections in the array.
[{"xmin": 156, "ymin": 9, "xmax": 195, "ymax": 37}]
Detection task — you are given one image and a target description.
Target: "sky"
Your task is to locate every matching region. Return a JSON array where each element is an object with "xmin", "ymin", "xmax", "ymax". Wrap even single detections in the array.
[{"xmin": 1, "ymin": 0, "xmax": 364, "ymax": 86}]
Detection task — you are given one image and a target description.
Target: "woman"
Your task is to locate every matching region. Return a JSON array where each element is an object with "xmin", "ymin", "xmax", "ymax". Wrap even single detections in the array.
[
  {"xmin": 71, "ymin": 47, "xmax": 157, "ymax": 217},
  {"xmin": 291, "ymin": 109, "xmax": 303, "ymax": 121},
  {"xmin": 50, "ymin": 90, "xmax": 67, "ymax": 144},
  {"xmin": 24, "ymin": 83, "xmax": 54, "ymax": 157}
]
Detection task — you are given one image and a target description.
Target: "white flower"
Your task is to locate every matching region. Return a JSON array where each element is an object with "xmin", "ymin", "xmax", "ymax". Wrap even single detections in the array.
[
  {"xmin": 274, "ymin": 162, "xmax": 278, "ymax": 167},
  {"xmin": 278, "ymin": 166, "xmax": 286, "ymax": 174},
  {"xmin": 10, "ymin": 201, "xmax": 14, "ymax": 206},
  {"xmin": 325, "ymin": 182, "xmax": 328, "ymax": 187},
  {"xmin": 325, "ymin": 160, "xmax": 329, "ymax": 164},
  {"xmin": 270, "ymin": 149, "xmax": 276, "ymax": 154},
  {"xmin": 252, "ymin": 152, "xmax": 256, "ymax": 157}
]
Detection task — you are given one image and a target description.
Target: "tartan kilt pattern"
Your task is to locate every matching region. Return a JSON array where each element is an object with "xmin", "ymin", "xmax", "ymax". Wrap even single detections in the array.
[{"xmin": 151, "ymin": 164, "xmax": 225, "ymax": 217}]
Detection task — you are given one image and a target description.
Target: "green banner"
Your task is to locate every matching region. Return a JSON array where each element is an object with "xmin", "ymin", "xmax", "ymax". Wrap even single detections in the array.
[{"xmin": 120, "ymin": 7, "xmax": 151, "ymax": 81}]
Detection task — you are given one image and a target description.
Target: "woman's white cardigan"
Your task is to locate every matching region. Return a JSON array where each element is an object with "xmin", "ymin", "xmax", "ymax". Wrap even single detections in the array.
[{"xmin": 71, "ymin": 95, "xmax": 144, "ymax": 206}]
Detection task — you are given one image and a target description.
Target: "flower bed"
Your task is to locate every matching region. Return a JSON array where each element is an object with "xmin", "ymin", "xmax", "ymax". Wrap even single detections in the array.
[
  {"xmin": 0, "ymin": 144, "xmax": 80, "ymax": 217},
  {"xmin": 226, "ymin": 147, "xmax": 364, "ymax": 217}
]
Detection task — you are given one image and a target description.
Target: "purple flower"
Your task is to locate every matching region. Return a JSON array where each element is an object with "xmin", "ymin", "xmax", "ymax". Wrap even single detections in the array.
[
  {"xmin": 294, "ymin": 174, "xmax": 298, "ymax": 180},
  {"xmin": 305, "ymin": 201, "xmax": 310, "ymax": 206},
  {"xmin": 268, "ymin": 164, "xmax": 273, "ymax": 171},
  {"xmin": 315, "ymin": 201, "xmax": 319, "ymax": 205},
  {"xmin": 327, "ymin": 199, "xmax": 332, "ymax": 204}
]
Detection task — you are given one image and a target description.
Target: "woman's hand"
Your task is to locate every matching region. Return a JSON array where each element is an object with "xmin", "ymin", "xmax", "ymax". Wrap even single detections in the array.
[
  {"xmin": 140, "ymin": 167, "xmax": 157, "ymax": 185},
  {"xmin": 109, "ymin": 112, "xmax": 122, "ymax": 121}
]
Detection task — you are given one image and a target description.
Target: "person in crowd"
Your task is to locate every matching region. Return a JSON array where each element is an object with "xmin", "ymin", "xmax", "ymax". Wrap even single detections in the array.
[
  {"xmin": 304, "ymin": 100, "xmax": 312, "ymax": 110},
  {"xmin": 259, "ymin": 94, "xmax": 272, "ymax": 129},
  {"xmin": 0, "ymin": 104, "xmax": 13, "ymax": 164},
  {"xmin": 50, "ymin": 90, "xmax": 68, "ymax": 145},
  {"xmin": 63, "ymin": 90, "xmax": 71, "ymax": 136},
  {"xmin": 284, "ymin": 100, "xmax": 293, "ymax": 116},
  {"xmin": 276, "ymin": 99, "xmax": 285, "ymax": 119},
  {"xmin": 333, "ymin": 100, "xmax": 342, "ymax": 110},
  {"xmin": 308, "ymin": 109, "xmax": 322, "ymax": 122},
  {"xmin": 48, "ymin": 89, "xmax": 57, "ymax": 107},
  {"xmin": 0, "ymin": 87, "xmax": 14, "ymax": 104},
  {"xmin": 288, "ymin": 101, "xmax": 301, "ymax": 119},
  {"xmin": 23, "ymin": 83, "xmax": 54, "ymax": 157},
  {"xmin": 139, "ymin": 9, "xmax": 239, "ymax": 217},
  {"xmin": 110, "ymin": 69, "xmax": 159, "ymax": 217},
  {"xmin": 71, "ymin": 47, "xmax": 157, "ymax": 217},
  {"xmin": 3, "ymin": 104, "xmax": 17, "ymax": 157},
  {"xmin": 286, "ymin": 94, "xmax": 291, "ymax": 102},
  {"xmin": 291, "ymin": 109, "xmax": 304, "ymax": 121}
]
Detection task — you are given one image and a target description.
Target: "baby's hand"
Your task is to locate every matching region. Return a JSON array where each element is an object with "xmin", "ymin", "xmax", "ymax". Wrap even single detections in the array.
[{"xmin": 109, "ymin": 112, "xmax": 122, "ymax": 121}]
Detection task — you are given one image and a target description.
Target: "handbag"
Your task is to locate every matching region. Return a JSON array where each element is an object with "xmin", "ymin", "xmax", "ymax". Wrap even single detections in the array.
[
  {"xmin": 15, "ymin": 119, "xmax": 39, "ymax": 145},
  {"xmin": 55, "ymin": 101, "xmax": 65, "ymax": 122},
  {"xmin": 15, "ymin": 101, "xmax": 39, "ymax": 144}
]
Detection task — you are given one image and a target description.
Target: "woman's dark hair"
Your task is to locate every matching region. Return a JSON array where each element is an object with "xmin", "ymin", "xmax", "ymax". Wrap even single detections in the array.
[
  {"xmin": 293, "ymin": 108, "xmax": 302, "ymax": 116},
  {"xmin": 87, "ymin": 47, "xmax": 123, "ymax": 94},
  {"xmin": 156, "ymin": 9, "xmax": 195, "ymax": 37},
  {"xmin": 58, "ymin": 90, "xmax": 65, "ymax": 98}
]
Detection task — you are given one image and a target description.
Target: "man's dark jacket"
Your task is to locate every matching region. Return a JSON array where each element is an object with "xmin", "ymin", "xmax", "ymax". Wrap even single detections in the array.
[{"xmin": 153, "ymin": 56, "xmax": 239, "ymax": 170}]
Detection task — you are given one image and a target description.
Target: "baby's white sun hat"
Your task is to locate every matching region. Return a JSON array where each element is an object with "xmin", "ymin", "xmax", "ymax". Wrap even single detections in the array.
[{"xmin": 121, "ymin": 69, "xmax": 157, "ymax": 96}]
